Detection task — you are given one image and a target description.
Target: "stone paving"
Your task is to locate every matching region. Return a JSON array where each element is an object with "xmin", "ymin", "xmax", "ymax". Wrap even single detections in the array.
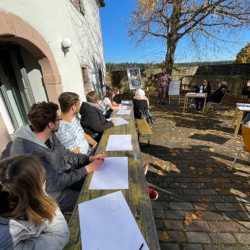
[{"xmin": 140, "ymin": 102, "xmax": 250, "ymax": 250}]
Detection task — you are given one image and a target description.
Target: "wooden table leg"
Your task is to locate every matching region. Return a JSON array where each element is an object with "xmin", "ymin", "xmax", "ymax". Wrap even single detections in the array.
[
  {"xmin": 234, "ymin": 110, "xmax": 244, "ymax": 137},
  {"xmin": 183, "ymin": 96, "xmax": 187, "ymax": 112},
  {"xmin": 202, "ymin": 96, "xmax": 207, "ymax": 113}
]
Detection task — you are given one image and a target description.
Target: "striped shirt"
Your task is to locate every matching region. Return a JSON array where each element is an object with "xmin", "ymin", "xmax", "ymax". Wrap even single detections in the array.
[{"xmin": 56, "ymin": 117, "xmax": 89, "ymax": 155}]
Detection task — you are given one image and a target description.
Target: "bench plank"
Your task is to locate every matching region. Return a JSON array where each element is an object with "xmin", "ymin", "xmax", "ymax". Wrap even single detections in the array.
[{"xmin": 136, "ymin": 118, "xmax": 152, "ymax": 144}]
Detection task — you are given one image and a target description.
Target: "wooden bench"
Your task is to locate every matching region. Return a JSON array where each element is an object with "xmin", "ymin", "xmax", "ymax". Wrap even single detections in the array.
[{"xmin": 136, "ymin": 118, "xmax": 152, "ymax": 144}]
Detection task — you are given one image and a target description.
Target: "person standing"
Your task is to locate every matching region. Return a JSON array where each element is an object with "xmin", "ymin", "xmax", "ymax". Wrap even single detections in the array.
[{"xmin": 195, "ymin": 80, "xmax": 211, "ymax": 110}]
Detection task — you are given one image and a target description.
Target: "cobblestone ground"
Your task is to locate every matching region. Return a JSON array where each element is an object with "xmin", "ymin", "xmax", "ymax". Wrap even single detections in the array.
[{"xmin": 141, "ymin": 101, "xmax": 250, "ymax": 250}]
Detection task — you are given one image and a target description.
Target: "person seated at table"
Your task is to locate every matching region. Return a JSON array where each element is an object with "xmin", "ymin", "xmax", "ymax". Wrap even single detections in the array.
[
  {"xmin": 2, "ymin": 102, "xmax": 104, "ymax": 212},
  {"xmin": 112, "ymin": 87, "xmax": 123, "ymax": 104},
  {"xmin": 195, "ymin": 79, "xmax": 211, "ymax": 110},
  {"xmin": 207, "ymin": 81, "xmax": 228, "ymax": 103},
  {"xmin": 133, "ymin": 88, "xmax": 153, "ymax": 124},
  {"xmin": 56, "ymin": 92, "xmax": 97, "ymax": 155},
  {"xmin": 103, "ymin": 87, "xmax": 120, "ymax": 111},
  {"xmin": 0, "ymin": 155, "xmax": 69, "ymax": 249},
  {"xmin": 80, "ymin": 91, "xmax": 113, "ymax": 142}
]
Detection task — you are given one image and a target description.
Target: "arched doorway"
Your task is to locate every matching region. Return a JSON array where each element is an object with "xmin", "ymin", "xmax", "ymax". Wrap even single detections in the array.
[{"xmin": 0, "ymin": 11, "xmax": 62, "ymax": 150}]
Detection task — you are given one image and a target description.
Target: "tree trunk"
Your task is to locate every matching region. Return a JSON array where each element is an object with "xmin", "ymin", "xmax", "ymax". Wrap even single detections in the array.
[
  {"xmin": 165, "ymin": 37, "xmax": 177, "ymax": 75},
  {"xmin": 165, "ymin": 0, "xmax": 181, "ymax": 75}
]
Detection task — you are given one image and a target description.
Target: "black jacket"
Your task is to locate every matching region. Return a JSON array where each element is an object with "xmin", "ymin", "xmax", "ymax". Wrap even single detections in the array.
[{"xmin": 80, "ymin": 102, "xmax": 113, "ymax": 134}]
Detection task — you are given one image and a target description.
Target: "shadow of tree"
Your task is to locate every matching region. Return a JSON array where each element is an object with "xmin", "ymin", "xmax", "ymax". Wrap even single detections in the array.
[{"xmin": 141, "ymin": 143, "xmax": 250, "ymax": 232}]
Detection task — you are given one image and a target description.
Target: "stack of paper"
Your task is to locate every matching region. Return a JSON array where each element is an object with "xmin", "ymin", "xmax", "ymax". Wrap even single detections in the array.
[
  {"xmin": 89, "ymin": 157, "xmax": 128, "ymax": 190},
  {"xmin": 106, "ymin": 135, "xmax": 133, "ymax": 151},
  {"xmin": 121, "ymin": 100, "xmax": 130, "ymax": 105},
  {"xmin": 111, "ymin": 117, "xmax": 129, "ymax": 126},
  {"xmin": 78, "ymin": 191, "xmax": 149, "ymax": 250},
  {"xmin": 237, "ymin": 103, "xmax": 250, "ymax": 111},
  {"xmin": 117, "ymin": 109, "xmax": 131, "ymax": 115},
  {"xmin": 119, "ymin": 105, "xmax": 128, "ymax": 110}
]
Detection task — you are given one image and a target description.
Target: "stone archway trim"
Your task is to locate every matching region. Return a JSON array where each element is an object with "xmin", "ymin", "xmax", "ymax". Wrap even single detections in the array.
[{"xmin": 0, "ymin": 10, "xmax": 62, "ymax": 102}]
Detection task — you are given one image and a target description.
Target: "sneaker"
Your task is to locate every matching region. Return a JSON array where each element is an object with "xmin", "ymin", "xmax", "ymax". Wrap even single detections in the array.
[{"xmin": 147, "ymin": 186, "xmax": 159, "ymax": 200}]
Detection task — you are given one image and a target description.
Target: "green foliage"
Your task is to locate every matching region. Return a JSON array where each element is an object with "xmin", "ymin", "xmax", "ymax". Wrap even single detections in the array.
[{"xmin": 236, "ymin": 43, "xmax": 250, "ymax": 64}]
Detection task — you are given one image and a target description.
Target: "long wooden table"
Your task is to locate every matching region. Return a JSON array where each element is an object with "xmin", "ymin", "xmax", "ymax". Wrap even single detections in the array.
[{"xmin": 64, "ymin": 104, "xmax": 160, "ymax": 250}]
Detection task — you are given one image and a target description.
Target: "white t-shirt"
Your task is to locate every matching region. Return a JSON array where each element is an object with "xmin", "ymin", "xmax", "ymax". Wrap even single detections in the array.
[
  {"xmin": 56, "ymin": 117, "xmax": 89, "ymax": 154},
  {"xmin": 103, "ymin": 97, "xmax": 112, "ymax": 107}
]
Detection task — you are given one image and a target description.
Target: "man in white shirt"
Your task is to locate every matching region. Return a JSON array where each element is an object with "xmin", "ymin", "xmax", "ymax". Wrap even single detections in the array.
[{"xmin": 56, "ymin": 92, "xmax": 97, "ymax": 155}]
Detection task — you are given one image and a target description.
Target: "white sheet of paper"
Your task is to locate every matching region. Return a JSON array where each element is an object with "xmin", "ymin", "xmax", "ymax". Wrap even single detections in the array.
[
  {"xmin": 111, "ymin": 117, "xmax": 129, "ymax": 126},
  {"xmin": 78, "ymin": 191, "xmax": 149, "ymax": 250},
  {"xmin": 237, "ymin": 103, "xmax": 250, "ymax": 111},
  {"xmin": 119, "ymin": 105, "xmax": 129, "ymax": 110},
  {"xmin": 117, "ymin": 109, "xmax": 131, "ymax": 115},
  {"xmin": 121, "ymin": 100, "xmax": 130, "ymax": 104},
  {"xmin": 106, "ymin": 134, "xmax": 133, "ymax": 151},
  {"xmin": 89, "ymin": 157, "xmax": 128, "ymax": 190},
  {"xmin": 238, "ymin": 106, "xmax": 250, "ymax": 111}
]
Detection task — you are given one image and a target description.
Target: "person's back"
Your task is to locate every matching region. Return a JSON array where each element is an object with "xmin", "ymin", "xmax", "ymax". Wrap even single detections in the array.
[
  {"xmin": 80, "ymin": 91, "xmax": 113, "ymax": 140},
  {"xmin": 133, "ymin": 99, "xmax": 149, "ymax": 119},
  {"xmin": 0, "ymin": 155, "xmax": 69, "ymax": 250},
  {"xmin": 133, "ymin": 89, "xmax": 153, "ymax": 124},
  {"xmin": 207, "ymin": 83, "xmax": 227, "ymax": 103}
]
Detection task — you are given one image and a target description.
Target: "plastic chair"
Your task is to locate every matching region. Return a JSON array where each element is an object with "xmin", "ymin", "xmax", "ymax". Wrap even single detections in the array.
[{"xmin": 232, "ymin": 125, "xmax": 250, "ymax": 166}]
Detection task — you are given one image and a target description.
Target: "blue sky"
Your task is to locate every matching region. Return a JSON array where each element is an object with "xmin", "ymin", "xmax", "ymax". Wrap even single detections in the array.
[{"xmin": 100, "ymin": 0, "xmax": 250, "ymax": 64}]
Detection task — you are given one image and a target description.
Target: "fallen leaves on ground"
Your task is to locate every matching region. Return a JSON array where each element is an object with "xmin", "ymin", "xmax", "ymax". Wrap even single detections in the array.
[
  {"xmin": 184, "ymin": 211, "xmax": 203, "ymax": 225},
  {"xmin": 159, "ymin": 231, "xmax": 169, "ymax": 241}
]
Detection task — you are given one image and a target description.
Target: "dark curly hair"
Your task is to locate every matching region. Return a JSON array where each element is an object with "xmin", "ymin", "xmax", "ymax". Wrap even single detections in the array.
[{"xmin": 28, "ymin": 102, "xmax": 59, "ymax": 132}]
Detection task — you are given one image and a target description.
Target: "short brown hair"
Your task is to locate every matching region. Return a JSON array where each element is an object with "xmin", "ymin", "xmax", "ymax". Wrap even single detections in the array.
[
  {"xmin": 0, "ymin": 155, "xmax": 57, "ymax": 224},
  {"xmin": 28, "ymin": 102, "xmax": 59, "ymax": 132},
  {"xmin": 86, "ymin": 91, "xmax": 100, "ymax": 103},
  {"xmin": 58, "ymin": 92, "xmax": 79, "ymax": 113}
]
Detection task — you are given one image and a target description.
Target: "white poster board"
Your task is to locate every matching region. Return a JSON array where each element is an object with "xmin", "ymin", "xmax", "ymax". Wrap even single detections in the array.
[
  {"xmin": 168, "ymin": 80, "xmax": 181, "ymax": 104},
  {"xmin": 168, "ymin": 80, "xmax": 181, "ymax": 96},
  {"xmin": 127, "ymin": 68, "xmax": 142, "ymax": 90}
]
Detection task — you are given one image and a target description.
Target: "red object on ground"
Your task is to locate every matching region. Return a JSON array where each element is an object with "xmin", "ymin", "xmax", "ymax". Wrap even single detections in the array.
[{"xmin": 147, "ymin": 186, "xmax": 159, "ymax": 200}]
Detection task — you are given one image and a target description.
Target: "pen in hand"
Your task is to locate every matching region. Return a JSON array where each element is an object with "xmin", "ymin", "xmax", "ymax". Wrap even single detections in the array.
[{"xmin": 139, "ymin": 243, "xmax": 144, "ymax": 250}]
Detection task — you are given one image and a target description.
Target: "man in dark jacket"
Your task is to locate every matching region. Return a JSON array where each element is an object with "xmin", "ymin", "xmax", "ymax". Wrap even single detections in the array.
[
  {"xmin": 80, "ymin": 91, "xmax": 113, "ymax": 141},
  {"xmin": 3, "ymin": 102, "xmax": 104, "ymax": 212}
]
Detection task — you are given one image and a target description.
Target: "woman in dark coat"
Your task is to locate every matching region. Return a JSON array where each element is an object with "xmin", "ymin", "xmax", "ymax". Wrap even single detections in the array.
[{"xmin": 80, "ymin": 91, "xmax": 113, "ymax": 141}]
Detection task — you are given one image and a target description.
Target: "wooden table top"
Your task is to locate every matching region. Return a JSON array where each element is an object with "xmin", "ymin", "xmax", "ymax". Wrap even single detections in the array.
[
  {"xmin": 185, "ymin": 92, "xmax": 207, "ymax": 98},
  {"xmin": 64, "ymin": 104, "xmax": 160, "ymax": 250}
]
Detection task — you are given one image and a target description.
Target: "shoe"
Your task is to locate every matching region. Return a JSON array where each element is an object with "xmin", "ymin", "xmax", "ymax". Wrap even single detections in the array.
[{"xmin": 147, "ymin": 186, "xmax": 159, "ymax": 200}]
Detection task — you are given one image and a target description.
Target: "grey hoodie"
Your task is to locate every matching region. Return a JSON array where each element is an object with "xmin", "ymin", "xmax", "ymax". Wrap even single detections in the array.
[
  {"xmin": 6, "ymin": 125, "xmax": 89, "ymax": 201},
  {"xmin": 0, "ymin": 209, "xmax": 69, "ymax": 250}
]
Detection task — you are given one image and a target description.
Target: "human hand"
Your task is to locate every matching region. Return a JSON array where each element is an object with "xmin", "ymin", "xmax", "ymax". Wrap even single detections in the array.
[
  {"xmin": 71, "ymin": 147, "xmax": 80, "ymax": 154},
  {"xmin": 89, "ymin": 153, "xmax": 105, "ymax": 162},
  {"xmin": 85, "ymin": 159, "xmax": 104, "ymax": 173}
]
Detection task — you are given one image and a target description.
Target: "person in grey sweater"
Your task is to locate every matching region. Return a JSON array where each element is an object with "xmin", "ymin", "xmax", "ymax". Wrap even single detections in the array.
[
  {"xmin": 0, "ymin": 155, "xmax": 69, "ymax": 250},
  {"xmin": 2, "ymin": 102, "xmax": 104, "ymax": 212}
]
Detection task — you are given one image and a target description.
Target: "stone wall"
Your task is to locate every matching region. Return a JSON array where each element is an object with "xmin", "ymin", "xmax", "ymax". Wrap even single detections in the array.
[{"xmin": 172, "ymin": 63, "xmax": 250, "ymax": 96}]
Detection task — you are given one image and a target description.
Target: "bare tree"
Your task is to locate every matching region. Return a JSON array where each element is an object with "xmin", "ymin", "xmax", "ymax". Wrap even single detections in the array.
[{"xmin": 129, "ymin": 0, "xmax": 250, "ymax": 74}]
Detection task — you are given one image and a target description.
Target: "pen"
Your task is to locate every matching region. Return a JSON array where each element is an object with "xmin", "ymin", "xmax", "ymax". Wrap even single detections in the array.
[{"xmin": 139, "ymin": 243, "xmax": 144, "ymax": 250}]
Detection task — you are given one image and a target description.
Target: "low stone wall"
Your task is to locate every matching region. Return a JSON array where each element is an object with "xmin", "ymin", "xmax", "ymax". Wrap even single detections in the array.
[
  {"xmin": 172, "ymin": 63, "xmax": 250, "ymax": 96},
  {"xmin": 107, "ymin": 63, "xmax": 250, "ymax": 97}
]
